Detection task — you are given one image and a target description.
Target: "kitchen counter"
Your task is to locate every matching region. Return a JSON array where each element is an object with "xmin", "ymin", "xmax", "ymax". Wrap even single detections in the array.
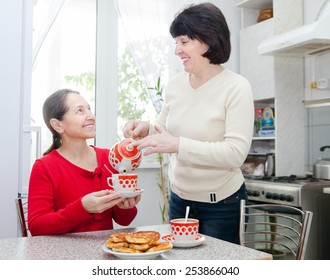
[{"xmin": 0, "ymin": 224, "xmax": 272, "ymax": 260}]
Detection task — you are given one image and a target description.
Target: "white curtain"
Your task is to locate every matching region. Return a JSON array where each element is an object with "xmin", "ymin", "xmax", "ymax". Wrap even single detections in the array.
[
  {"xmin": 114, "ymin": 0, "xmax": 201, "ymax": 113},
  {"xmin": 32, "ymin": 0, "xmax": 66, "ymax": 66}
]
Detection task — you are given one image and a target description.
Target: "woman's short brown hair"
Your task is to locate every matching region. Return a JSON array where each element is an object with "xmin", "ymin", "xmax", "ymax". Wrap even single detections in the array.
[{"xmin": 169, "ymin": 2, "xmax": 231, "ymax": 64}]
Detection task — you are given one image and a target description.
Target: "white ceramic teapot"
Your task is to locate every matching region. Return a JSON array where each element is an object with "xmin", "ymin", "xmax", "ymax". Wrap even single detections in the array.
[{"xmin": 108, "ymin": 138, "xmax": 142, "ymax": 174}]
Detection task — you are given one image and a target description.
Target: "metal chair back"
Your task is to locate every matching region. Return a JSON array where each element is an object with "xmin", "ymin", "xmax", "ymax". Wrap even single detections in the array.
[{"xmin": 239, "ymin": 199, "xmax": 313, "ymax": 260}]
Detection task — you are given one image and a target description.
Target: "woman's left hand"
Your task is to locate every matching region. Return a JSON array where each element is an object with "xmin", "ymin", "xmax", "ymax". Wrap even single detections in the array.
[
  {"xmin": 133, "ymin": 124, "xmax": 180, "ymax": 156},
  {"xmin": 117, "ymin": 195, "xmax": 141, "ymax": 209}
]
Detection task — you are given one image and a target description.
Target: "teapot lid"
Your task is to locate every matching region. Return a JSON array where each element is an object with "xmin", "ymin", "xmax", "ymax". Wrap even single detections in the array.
[{"xmin": 118, "ymin": 139, "xmax": 140, "ymax": 159}]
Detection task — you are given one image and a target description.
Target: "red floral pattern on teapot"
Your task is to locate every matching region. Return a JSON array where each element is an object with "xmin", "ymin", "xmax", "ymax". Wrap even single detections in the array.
[{"xmin": 109, "ymin": 138, "xmax": 142, "ymax": 174}]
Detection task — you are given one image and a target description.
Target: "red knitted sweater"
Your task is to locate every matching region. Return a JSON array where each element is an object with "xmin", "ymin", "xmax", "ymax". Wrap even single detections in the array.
[{"xmin": 27, "ymin": 146, "xmax": 137, "ymax": 236}]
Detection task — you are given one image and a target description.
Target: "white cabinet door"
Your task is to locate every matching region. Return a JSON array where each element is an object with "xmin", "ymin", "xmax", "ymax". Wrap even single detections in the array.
[{"xmin": 240, "ymin": 19, "xmax": 276, "ymax": 101}]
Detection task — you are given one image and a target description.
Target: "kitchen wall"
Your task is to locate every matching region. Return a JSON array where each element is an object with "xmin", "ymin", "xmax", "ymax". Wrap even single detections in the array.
[
  {"xmin": 306, "ymin": 106, "xmax": 330, "ymax": 171},
  {"xmin": 0, "ymin": 0, "xmax": 25, "ymax": 238},
  {"xmin": 304, "ymin": 0, "xmax": 330, "ymax": 172}
]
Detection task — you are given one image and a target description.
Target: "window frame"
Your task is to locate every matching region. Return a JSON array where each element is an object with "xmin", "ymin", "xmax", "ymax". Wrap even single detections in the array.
[{"xmin": 95, "ymin": 0, "xmax": 119, "ymax": 147}]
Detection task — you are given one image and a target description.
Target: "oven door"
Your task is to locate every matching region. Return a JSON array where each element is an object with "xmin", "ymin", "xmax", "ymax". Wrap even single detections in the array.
[{"xmin": 301, "ymin": 182, "xmax": 330, "ymax": 260}]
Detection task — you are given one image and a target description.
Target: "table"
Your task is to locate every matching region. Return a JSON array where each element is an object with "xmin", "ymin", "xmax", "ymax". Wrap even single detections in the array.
[{"xmin": 0, "ymin": 224, "xmax": 272, "ymax": 260}]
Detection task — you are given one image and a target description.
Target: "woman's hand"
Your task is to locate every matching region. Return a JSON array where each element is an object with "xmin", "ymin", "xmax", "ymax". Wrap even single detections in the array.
[
  {"xmin": 132, "ymin": 124, "xmax": 180, "ymax": 156},
  {"xmin": 117, "ymin": 195, "xmax": 141, "ymax": 209},
  {"xmin": 81, "ymin": 190, "xmax": 123, "ymax": 213},
  {"xmin": 123, "ymin": 120, "xmax": 150, "ymax": 140}
]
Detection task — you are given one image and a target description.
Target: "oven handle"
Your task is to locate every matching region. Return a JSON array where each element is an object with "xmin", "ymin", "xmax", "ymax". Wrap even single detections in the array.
[{"xmin": 264, "ymin": 153, "xmax": 274, "ymax": 176}]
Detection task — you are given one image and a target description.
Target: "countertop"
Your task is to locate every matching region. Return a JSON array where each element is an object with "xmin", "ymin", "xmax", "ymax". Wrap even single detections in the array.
[{"xmin": 0, "ymin": 224, "xmax": 272, "ymax": 260}]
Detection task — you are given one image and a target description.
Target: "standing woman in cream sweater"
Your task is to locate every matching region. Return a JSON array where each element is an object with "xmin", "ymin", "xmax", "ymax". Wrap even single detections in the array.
[{"xmin": 123, "ymin": 2, "xmax": 254, "ymax": 243}]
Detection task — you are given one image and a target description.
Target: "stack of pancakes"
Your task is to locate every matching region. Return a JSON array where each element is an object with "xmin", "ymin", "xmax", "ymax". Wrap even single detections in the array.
[{"xmin": 105, "ymin": 231, "xmax": 171, "ymax": 253}]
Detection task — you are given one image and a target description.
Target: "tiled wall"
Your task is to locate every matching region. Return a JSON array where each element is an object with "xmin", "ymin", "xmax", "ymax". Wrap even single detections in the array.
[
  {"xmin": 305, "ymin": 106, "xmax": 330, "ymax": 172},
  {"xmin": 303, "ymin": 0, "xmax": 330, "ymax": 173},
  {"xmin": 304, "ymin": 49, "xmax": 330, "ymax": 172}
]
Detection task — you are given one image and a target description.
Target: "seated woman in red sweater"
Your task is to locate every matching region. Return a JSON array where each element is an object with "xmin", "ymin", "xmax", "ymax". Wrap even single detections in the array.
[{"xmin": 28, "ymin": 89, "xmax": 140, "ymax": 236}]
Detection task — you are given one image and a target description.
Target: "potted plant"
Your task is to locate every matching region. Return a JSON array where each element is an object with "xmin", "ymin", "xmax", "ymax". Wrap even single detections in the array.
[
  {"xmin": 156, "ymin": 153, "xmax": 170, "ymax": 224},
  {"xmin": 148, "ymin": 77, "xmax": 170, "ymax": 224}
]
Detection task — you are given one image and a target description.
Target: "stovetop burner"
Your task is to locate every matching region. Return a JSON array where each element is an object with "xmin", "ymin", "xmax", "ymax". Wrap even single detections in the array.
[{"xmin": 251, "ymin": 174, "xmax": 319, "ymax": 183}]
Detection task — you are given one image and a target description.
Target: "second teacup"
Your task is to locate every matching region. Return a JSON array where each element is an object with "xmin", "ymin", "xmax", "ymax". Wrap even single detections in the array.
[
  {"xmin": 107, "ymin": 173, "xmax": 138, "ymax": 193},
  {"xmin": 170, "ymin": 218, "xmax": 199, "ymax": 243}
]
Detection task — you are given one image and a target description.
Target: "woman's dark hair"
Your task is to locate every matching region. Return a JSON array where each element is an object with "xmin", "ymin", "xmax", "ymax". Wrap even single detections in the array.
[
  {"xmin": 170, "ymin": 2, "xmax": 231, "ymax": 64},
  {"xmin": 42, "ymin": 89, "xmax": 80, "ymax": 155}
]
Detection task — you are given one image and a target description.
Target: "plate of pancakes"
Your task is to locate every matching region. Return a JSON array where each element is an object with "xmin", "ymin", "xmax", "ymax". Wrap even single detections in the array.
[{"xmin": 103, "ymin": 230, "xmax": 173, "ymax": 260}]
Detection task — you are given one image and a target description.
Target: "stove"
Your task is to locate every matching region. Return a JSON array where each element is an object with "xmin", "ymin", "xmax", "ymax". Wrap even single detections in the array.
[
  {"xmin": 245, "ymin": 175, "xmax": 330, "ymax": 259},
  {"xmin": 245, "ymin": 175, "xmax": 318, "ymax": 208}
]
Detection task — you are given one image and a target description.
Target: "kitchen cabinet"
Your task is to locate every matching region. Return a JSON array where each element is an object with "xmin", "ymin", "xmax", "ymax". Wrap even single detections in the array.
[
  {"xmin": 238, "ymin": 0, "xmax": 306, "ymax": 176},
  {"xmin": 239, "ymin": 19, "xmax": 275, "ymax": 100},
  {"xmin": 237, "ymin": 0, "xmax": 273, "ymax": 29},
  {"xmin": 304, "ymin": 50, "xmax": 330, "ymax": 107},
  {"xmin": 238, "ymin": 0, "xmax": 304, "ymax": 100},
  {"xmin": 247, "ymin": 2, "xmax": 330, "ymax": 108}
]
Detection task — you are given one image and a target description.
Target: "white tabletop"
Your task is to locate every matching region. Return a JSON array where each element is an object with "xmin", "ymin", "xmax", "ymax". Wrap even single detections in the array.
[{"xmin": 0, "ymin": 224, "xmax": 272, "ymax": 260}]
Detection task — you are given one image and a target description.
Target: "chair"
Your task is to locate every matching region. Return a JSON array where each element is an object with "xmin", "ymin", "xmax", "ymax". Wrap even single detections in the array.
[
  {"xmin": 15, "ymin": 198, "xmax": 29, "ymax": 237},
  {"xmin": 239, "ymin": 200, "xmax": 313, "ymax": 260}
]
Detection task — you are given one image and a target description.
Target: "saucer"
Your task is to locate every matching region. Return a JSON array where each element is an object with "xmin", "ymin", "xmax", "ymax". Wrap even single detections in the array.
[
  {"xmin": 161, "ymin": 234, "xmax": 205, "ymax": 248},
  {"xmin": 120, "ymin": 188, "xmax": 144, "ymax": 198}
]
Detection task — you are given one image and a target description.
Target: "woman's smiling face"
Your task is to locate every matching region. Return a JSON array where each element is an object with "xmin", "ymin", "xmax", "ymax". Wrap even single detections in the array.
[
  {"xmin": 60, "ymin": 93, "xmax": 96, "ymax": 140},
  {"xmin": 174, "ymin": 35, "xmax": 209, "ymax": 73}
]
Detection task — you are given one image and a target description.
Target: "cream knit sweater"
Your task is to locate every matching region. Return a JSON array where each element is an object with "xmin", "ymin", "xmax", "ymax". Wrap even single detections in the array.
[{"xmin": 150, "ymin": 69, "xmax": 254, "ymax": 203}]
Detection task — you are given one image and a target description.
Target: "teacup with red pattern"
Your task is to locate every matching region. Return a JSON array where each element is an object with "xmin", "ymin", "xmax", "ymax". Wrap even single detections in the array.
[
  {"xmin": 107, "ymin": 173, "xmax": 138, "ymax": 193},
  {"xmin": 170, "ymin": 218, "xmax": 199, "ymax": 243}
]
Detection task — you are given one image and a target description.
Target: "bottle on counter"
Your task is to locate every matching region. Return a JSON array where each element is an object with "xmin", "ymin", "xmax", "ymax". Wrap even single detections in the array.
[
  {"xmin": 259, "ymin": 107, "xmax": 275, "ymax": 137},
  {"xmin": 254, "ymin": 108, "xmax": 263, "ymax": 136},
  {"xmin": 261, "ymin": 107, "xmax": 275, "ymax": 129}
]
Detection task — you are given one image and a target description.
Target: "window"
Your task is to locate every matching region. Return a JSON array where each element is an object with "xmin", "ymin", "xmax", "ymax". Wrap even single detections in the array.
[
  {"xmin": 115, "ymin": 0, "xmax": 188, "ymax": 136},
  {"xmin": 30, "ymin": 0, "xmax": 192, "ymax": 157},
  {"xmin": 31, "ymin": 0, "xmax": 97, "ymax": 154}
]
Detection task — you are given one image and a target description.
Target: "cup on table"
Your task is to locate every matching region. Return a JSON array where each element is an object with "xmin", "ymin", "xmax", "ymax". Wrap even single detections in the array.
[
  {"xmin": 107, "ymin": 173, "xmax": 138, "ymax": 193},
  {"xmin": 170, "ymin": 218, "xmax": 199, "ymax": 242}
]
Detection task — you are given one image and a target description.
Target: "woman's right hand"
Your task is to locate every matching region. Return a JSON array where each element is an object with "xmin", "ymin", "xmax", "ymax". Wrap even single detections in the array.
[
  {"xmin": 81, "ymin": 190, "xmax": 122, "ymax": 213},
  {"xmin": 123, "ymin": 120, "xmax": 150, "ymax": 140}
]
